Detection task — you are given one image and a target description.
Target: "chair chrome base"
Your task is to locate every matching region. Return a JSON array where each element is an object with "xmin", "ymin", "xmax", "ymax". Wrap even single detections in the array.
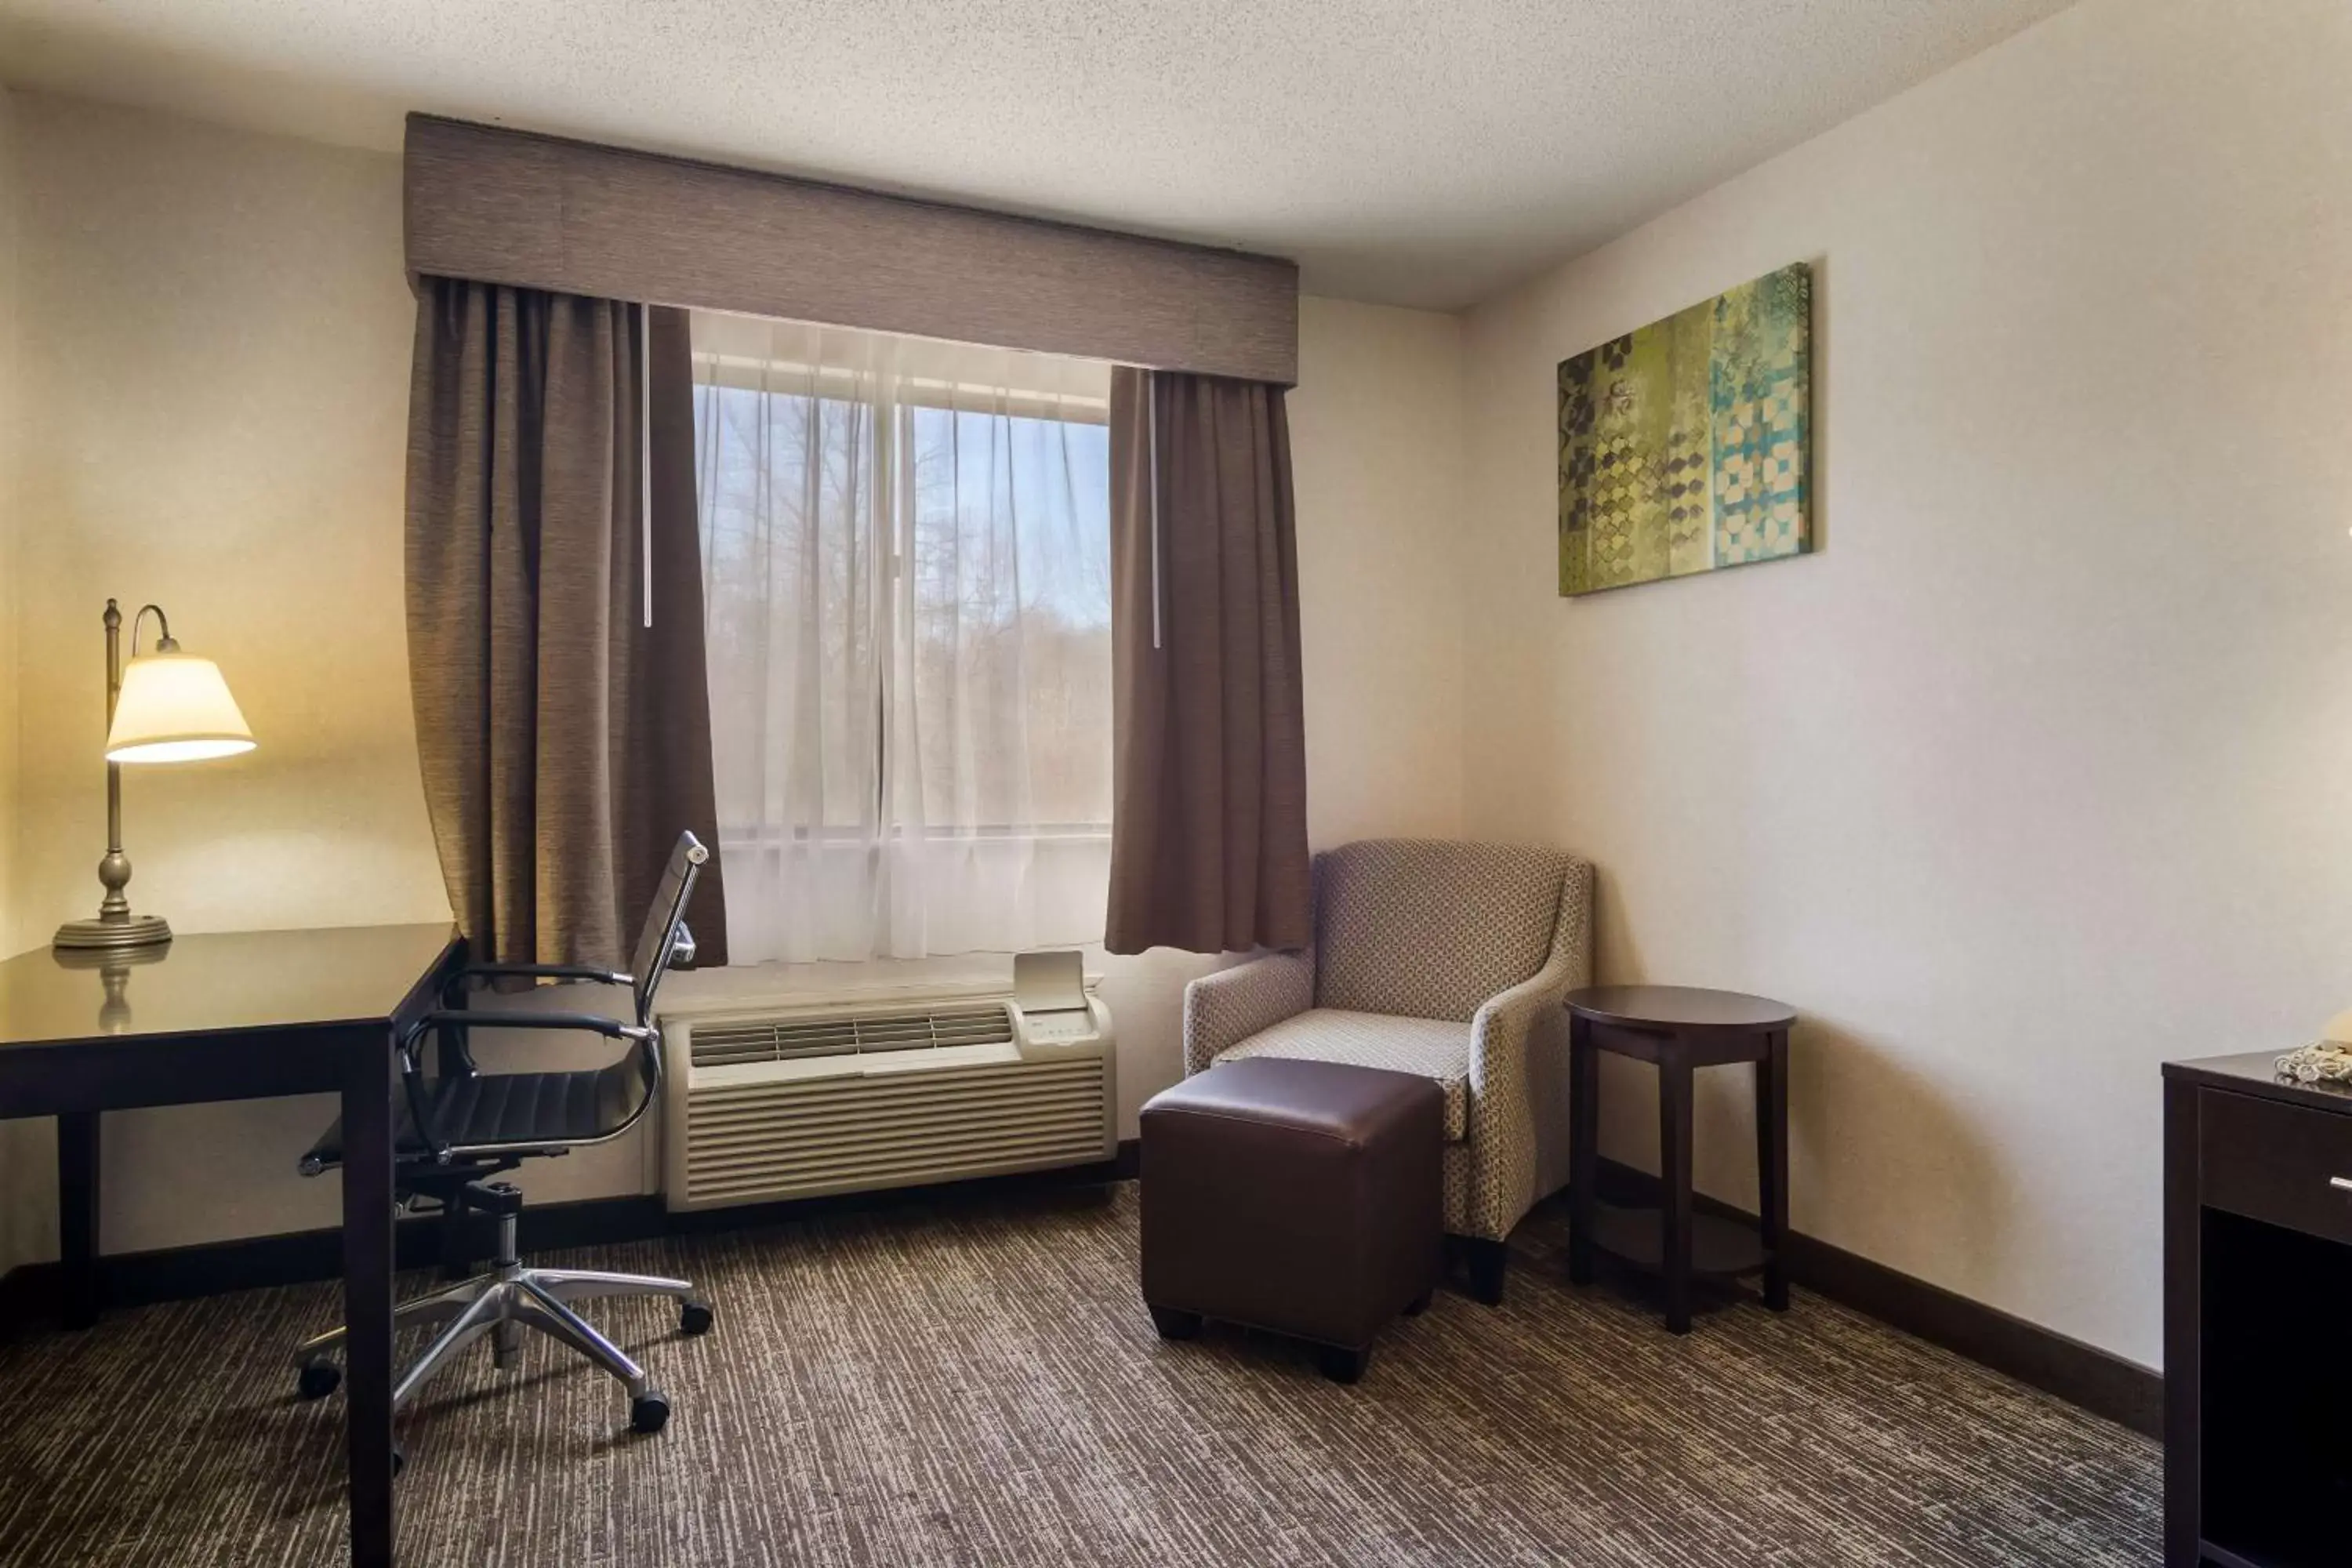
[{"xmin": 293, "ymin": 1196, "xmax": 710, "ymax": 1439}]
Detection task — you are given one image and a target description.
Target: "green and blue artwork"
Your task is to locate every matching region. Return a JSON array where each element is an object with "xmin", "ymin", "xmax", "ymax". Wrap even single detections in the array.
[{"xmin": 1557, "ymin": 262, "xmax": 1811, "ymax": 596}]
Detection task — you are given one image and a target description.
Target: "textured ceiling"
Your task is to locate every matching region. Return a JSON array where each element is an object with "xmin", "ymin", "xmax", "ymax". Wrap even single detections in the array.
[{"xmin": 0, "ymin": 0, "xmax": 2077, "ymax": 308}]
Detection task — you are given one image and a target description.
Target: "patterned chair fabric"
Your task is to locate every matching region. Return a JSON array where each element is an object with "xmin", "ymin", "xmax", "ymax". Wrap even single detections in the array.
[
  {"xmin": 1314, "ymin": 840, "xmax": 1567, "ymax": 1022},
  {"xmin": 1180, "ymin": 839, "xmax": 1595, "ymax": 1244}
]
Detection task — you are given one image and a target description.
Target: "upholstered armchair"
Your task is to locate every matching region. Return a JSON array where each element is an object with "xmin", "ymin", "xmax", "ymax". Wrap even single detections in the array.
[{"xmin": 1180, "ymin": 839, "xmax": 1595, "ymax": 1303}]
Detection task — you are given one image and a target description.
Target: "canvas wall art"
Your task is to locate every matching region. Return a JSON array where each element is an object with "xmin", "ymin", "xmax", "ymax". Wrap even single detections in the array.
[{"xmin": 1557, "ymin": 261, "xmax": 1812, "ymax": 596}]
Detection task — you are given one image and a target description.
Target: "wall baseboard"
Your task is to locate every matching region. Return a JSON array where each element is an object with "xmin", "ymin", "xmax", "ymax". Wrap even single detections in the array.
[
  {"xmin": 1589, "ymin": 1156, "xmax": 2161, "ymax": 1439},
  {"xmin": 0, "ymin": 1140, "xmax": 1142, "ymax": 1337},
  {"xmin": 0, "ymin": 1138, "xmax": 2156, "ymax": 1441}
]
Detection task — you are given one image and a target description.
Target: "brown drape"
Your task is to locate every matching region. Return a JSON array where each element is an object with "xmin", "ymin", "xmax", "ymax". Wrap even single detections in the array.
[
  {"xmin": 1104, "ymin": 368, "xmax": 1311, "ymax": 955},
  {"xmin": 405, "ymin": 277, "xmax": 728, "ymax": 970}
]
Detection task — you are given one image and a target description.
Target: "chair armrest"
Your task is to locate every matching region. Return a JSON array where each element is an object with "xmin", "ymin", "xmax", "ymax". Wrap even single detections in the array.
[
  {"xmin": 1469, "ymin": 962, "xmax": 1577, "ymax": 1076},
  {"xmin": 1468, "ymin": 857, "xmax": 1593, "ymax": 1079},
  {"xmin": 1460, "ymin": 857, "xmax": 1595, "ymax": 1240},
  {"xmin": 448, "ymin": 962, "xmax": 631, "ymax": 993},
  {"xmin": 1457, "ymin": 966, "xmax": 1576, "ymax": 1243},
  {"xmin": 1181, "ymin": 949, "xmax": 1314, "ymax": 1076},
  {"xmin": 399, "ymin": 1011, "xmax": 655, "ymax": 1052}
]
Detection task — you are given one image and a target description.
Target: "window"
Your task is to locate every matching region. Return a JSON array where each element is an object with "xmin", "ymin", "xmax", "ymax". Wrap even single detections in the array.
[{"xmin": 691, "ymin": 313, "xmax": 1113, "ymax": 963}]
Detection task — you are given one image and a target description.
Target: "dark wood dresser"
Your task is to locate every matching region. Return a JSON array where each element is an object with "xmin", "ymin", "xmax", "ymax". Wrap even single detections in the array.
[{"xmin": 2165, "ymin": 1051, "xmax": 2352, "ymax": 1568}]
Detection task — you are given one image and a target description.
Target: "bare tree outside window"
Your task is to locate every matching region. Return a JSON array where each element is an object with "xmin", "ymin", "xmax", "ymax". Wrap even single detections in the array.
[{"xmin": 691, "ymin": 314, "xmax": 1112, "ymax": 962}]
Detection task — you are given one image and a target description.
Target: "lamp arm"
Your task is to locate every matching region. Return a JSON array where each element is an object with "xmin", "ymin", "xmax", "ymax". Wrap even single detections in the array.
[{"xmin": 129, "ymin": 603, "xmax": 176, "ymax": 656}]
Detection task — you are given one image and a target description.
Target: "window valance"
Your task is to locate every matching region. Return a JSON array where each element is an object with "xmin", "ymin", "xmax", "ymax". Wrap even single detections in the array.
[{"xmin": 404, "ymin": 114, "xmax": 1299, "ymax": 386}]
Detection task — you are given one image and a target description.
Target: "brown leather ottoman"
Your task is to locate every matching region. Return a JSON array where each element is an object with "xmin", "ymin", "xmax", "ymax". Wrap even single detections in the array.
[{"xmin": 1139, "ymin": 1057, "xmax": 1444, "ymax": 1382}]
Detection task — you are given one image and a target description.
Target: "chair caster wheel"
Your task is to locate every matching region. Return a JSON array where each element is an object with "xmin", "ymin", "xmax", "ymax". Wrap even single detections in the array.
[
  {"xmin": 630, "ymin": 1390, "xmax": 671, "ymax": 1435},
  {"xmin": 680, "ymin": 1299, "xmax": 714, "ymax": 1336},
  {"xmin": 391, "ymin": 1443, "xmax": 406, "ymax": 1479},
  {"xmin": 297, "ymin": 1359, "xmax": 341, "ymax": 1400}
]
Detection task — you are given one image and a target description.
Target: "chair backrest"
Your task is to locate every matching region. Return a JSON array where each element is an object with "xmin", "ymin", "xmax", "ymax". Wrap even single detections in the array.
[
  {"xmin": 629, "ymin": 830, "xmax": 710, "ymax": 1025},
  {"xmin": 1313, "ymin": 839, "xmax": 1570, "ymax": 1022}
]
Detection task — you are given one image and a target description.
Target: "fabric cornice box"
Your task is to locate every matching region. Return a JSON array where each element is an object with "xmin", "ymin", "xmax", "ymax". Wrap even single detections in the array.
[
  {"xmin": 1555, "ymin": 261, "xmax": 1812, "ymax": 596},
  {"xmin": 404, "ymin": 114, "xmax": 1301, "ymax": 386}
]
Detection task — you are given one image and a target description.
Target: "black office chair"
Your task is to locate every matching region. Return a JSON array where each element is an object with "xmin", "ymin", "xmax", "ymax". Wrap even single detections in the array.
[{"xmin": 291, "ymin": 830, "xmax": 713, "ymax": 1449}]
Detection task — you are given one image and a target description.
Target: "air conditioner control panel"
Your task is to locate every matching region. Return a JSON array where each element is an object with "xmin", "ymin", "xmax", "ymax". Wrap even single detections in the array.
[
  {"xmin": 1020, "ymin": 1010, "xmax": 1100, "ymax": 1045},
  {"xmin": 1010, "ymin": 950, "xmax": 1112, "ymax": 1057}
]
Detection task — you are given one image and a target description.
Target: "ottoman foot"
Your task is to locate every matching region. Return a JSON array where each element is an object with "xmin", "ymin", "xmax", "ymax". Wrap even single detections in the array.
[
  {"xmin": 1316, "ymin": 1345, "xmax": 1371, "ymax": 1385},
  {"xmin": 1148, "ymin": 1305, "xmax": 1203, "ymax": 1341},
  {"xmin": 1464, "ymin": 1238, "xmax": 1508, "ymax": 1306}
]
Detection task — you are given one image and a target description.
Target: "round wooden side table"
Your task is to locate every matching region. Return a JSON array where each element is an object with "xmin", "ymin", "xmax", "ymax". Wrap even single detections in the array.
[{"xmin": 1563, "ymin": 985, "xmax": 1795, "ymax": 1334}]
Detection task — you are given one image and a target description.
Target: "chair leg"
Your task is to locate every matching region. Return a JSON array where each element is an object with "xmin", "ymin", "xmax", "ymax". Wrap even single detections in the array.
[
  {"xmin": 527, "ymin": 1269, "xmax": 694, "ymax": 1305},
  {"xmin": 392, "ymin": 1290, "xmax": 503, "ymax": 1411},
  {"xmin": 514, "ymin": 1280, "xmax": 651, "ymax": 1398},
  {"xmin": 293, "ymin": 1279, "xmax": 482, "ymax": 1363},
  {"xmin": 1464, "ymin": 1238, "xmax": 1508, "ymax": 1306}
]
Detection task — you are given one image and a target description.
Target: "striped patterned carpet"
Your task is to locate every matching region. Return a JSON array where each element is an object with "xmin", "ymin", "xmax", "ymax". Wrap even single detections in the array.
[{"xmin": 0, "ymin": 1185, "xmax": 2157, "ymax": 1566}]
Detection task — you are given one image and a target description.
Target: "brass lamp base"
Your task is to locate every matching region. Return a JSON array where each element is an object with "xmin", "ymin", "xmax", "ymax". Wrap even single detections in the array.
[{"xmin": 54, "ymin": 913, "xmax": 172, "ymax": 953}]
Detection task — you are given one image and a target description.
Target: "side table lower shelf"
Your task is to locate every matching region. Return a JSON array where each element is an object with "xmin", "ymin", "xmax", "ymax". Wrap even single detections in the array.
[{"xmin": 1588, "ymin": 1201, "xmax": 1773, "ymax": 1279}]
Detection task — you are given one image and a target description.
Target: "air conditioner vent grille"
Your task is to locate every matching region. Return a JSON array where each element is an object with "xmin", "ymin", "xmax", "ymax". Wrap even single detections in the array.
[
  {"xmin": 690, "ymin": 1004, "xmax": 1013, "ymax": 1068},
  {"xmin": 666, "ymin": 989, "xmax": 1113, "ymax": 1213},
  {"xmin": 679, "ymin": 1054, "xmax": 1112, "ymax": 1207}
]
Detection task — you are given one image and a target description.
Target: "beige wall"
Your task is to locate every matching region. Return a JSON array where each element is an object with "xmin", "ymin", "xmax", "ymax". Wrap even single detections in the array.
[
  {"xmin": 0, "ymin": 89, "xmax": 38, "ymax": 1275},
  {"xmin": 1461, "ymin": 0, "xmax": 2352, "ymax": 1369},
  {"xmin": 0, "ymin": 94, "xmax": 1468, "ymax": 1254},
  {"xmin": 1290, "ymin": 295, "xmax": 1466, "ymax": 844},
  {"xmin": 0, "ymin": 90, "xmax": 20, "ymax": 962},
  {"xmin": 8, "ymin": 95, "xmax": 452, "ymax": 1253}
]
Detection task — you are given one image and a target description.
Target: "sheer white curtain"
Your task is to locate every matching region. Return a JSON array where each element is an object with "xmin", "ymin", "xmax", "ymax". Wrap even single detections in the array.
[{"xmin": 691, "ymin": 312, "xmax": 1114, "ymax": 962}]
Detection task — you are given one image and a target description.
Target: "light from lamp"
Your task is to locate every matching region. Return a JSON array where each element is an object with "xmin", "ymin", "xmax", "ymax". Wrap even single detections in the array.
[{"xmin": 104, "ymin": 653, "xmax": 256, "ymax": 764}]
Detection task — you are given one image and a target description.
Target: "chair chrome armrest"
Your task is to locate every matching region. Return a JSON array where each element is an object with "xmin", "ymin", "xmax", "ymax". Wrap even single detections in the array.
[
  {"xmin": 449, "ymin": 962, "xmax": 633, "ymax": 990},
  {"xmin": 400, "ymin": 1010, "xmax": 654, "ymax": 1051}
]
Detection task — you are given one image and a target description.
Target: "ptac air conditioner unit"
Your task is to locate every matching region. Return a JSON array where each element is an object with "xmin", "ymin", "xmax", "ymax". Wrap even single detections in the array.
[{"xmin": 658, "ymin": 952, "xmax": 1115, "ymax": 1212}]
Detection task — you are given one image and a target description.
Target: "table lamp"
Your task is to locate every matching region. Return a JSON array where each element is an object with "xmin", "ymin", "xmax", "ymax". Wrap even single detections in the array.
[{"xmin": 52, "ymin": 599, "xmax": 255, "ymax": 953}]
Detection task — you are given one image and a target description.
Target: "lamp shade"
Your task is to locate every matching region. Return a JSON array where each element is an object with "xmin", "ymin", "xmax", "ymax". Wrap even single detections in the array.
[{"xmin": 105, "ymin": 653, "xmax": 256, "ymax": 764}]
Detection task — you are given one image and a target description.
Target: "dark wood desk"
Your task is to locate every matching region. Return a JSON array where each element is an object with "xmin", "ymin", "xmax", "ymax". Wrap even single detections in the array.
[
  {"xmin": 2164, "ymin": 1051, "xmax": 2352, "ymax": 1568},
  {"xmin": 0, "ymin": 923, "xmax": 463, "ymax": 1568},
  {"xmin": 1566, "ymin": 985, "xmax": 1794, "ymax": 1334}
]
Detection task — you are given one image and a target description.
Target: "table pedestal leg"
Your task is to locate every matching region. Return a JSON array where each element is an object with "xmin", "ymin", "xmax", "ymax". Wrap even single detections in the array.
[
  {"xmin": 58, "ymin": 1112, "xmax": 101, "ymax": 1330},
  {"xmin": 1568, "ymin": 1014, "xmax": 1598, "ymax": 1286},
  {"xmin": 1660, "ymin": 1054, "xmax": 1694, "ymax": 1334},
  {"xmin": 342, "ymin": 1030, "xmax": 397, "ymax": 1568},
  {"xmin": 1758, "ymin": 1030, "xmax": 1790, "ymax": 1312}
]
